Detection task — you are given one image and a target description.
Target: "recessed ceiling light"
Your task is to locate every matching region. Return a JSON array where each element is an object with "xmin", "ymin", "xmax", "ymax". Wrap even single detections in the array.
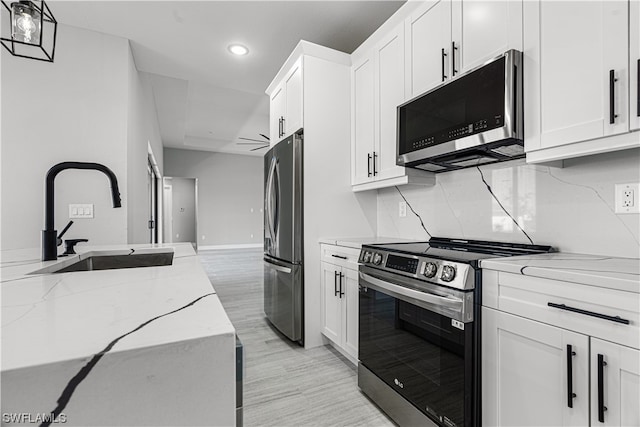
[{"xmin": 228, "ymin": 44, "xmax": 249, "ymax": 56}]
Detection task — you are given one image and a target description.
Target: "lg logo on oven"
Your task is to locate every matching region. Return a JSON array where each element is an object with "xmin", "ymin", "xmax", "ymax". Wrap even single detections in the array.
[{"xmin": 394, "ymin": 378, "xmax": 404, "ymax": 389}]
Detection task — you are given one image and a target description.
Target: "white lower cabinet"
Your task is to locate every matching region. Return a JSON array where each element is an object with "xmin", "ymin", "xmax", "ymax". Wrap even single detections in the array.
[
  {"xmin": 320, "ymin": 244, "xmax": 360, "ymax": 362},
  {"xmin": 482, "ymin": 307, "xmax": 589, "ymax": 426},
  {"xmin": 590, "ymin": 338, "xmax": 640, "ymax": 427},
  {"xmin": 482, "ymin": 270, "xmax": 640, "ymax": 427}
]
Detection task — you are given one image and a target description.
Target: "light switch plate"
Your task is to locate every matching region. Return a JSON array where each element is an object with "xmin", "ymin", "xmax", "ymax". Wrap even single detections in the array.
[{"xmin": 69, "ymin": 204, "xmax": 94, "ymax": 219}]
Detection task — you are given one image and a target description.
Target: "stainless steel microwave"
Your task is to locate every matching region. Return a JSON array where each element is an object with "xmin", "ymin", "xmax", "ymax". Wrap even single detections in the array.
[{"xmin": 397, "ymin": 50, "xmax": 523, "ymax": 172}]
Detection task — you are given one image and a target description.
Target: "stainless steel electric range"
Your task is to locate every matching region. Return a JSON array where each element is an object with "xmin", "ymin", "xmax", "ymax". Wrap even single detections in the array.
[{"xmin": 357, "ymin": 237, "xmax": 553, "ymax": 427}]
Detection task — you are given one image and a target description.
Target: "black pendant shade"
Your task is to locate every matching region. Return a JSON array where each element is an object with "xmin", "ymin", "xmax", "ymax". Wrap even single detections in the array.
[{"xmin": 1, "ymin": 0, "xmax": 57, "ymax": 62}]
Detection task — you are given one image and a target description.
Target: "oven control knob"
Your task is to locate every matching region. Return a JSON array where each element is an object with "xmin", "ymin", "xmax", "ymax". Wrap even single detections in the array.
[
  {"xmin": 441, "ymin": 265, "xmax": 456, "ymax": 282},
  {"xmin": 363, "ymin": 251, "xmax": 372, "ymax": 263},
  {"xmin": 423, "ymin": 262, "xmax": 438, "ymax": 278},
  {"xmin": 372, "ymin": 253, "xmax": 383, "ymax": 265}
]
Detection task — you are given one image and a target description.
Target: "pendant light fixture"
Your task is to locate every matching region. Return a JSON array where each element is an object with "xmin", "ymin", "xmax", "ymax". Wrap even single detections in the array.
[{"xmin": 1, "ymin": 0, "xmax": 57, "ymax": 62}]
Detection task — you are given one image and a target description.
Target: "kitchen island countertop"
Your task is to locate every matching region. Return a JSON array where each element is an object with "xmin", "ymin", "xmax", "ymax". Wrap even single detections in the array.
[{"xmin": 1, "ymin": 242, "xmax": 236, "ymax": 426}]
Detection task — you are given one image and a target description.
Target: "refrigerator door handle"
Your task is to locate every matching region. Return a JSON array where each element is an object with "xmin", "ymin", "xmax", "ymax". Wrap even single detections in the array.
[
  {"xmin": 265, "ymin": 158, "xmax": 277, "ymax": 245},
  {"xmin": 264, "ymin": 258, "xmax": 292, "ymax": 274}
]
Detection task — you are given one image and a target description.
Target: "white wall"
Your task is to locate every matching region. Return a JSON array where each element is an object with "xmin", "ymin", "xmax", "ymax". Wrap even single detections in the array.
[
  {"xmin": 126, "ymin": 51, "xmax": 164, "ymax": 244},
  {"xmin": 377, "ymin": 149, "xmax": 640, "ymax": 258},
  {"xmin": 0, "ymin": 24, "xmax": 162, "ymax": 251},
  {"xmin": 163, "ymin": 148, "xmax": 263, "ymax": 247},
  {"xmin": 1, "ymin": 25, "xmax": 129, "ymax": 250}
]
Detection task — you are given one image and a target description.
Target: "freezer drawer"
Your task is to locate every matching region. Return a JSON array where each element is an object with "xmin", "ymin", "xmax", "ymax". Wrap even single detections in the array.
[{"xmin": 263, "ymin": 256, "xmax": 303, "ymax": 344}]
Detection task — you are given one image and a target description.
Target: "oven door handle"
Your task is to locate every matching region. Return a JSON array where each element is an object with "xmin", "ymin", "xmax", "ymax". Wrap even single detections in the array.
[{"xmin": 359, "ymin": 272, "xmax": 463, "ymax": 310}]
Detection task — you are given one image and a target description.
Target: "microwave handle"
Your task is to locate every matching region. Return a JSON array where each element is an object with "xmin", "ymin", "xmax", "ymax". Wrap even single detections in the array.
[{"xmin": 359, "ymin": 272, "xmax": 462, "ymax": 310}]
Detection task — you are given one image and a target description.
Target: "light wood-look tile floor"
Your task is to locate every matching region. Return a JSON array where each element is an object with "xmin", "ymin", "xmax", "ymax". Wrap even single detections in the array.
[{"xmin": 199, "ymin": 248, "xmax": 395, "ymax": 427}]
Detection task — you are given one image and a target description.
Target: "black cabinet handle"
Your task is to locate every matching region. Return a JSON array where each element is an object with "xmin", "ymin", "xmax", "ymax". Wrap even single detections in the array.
[
  {"xmin": 451, "ymin": 42, "xmax": 458, "ymax": 76},
  {"xmin": 373, "ymin": 151, "xmax": 378, "ymax": 176},
  {"xmin": 441, "ymin": 48, "xmax": 447, "ymax": 81},
  {"xmin": 547, "ymin": 302, "xmax": 630, "ymax": 324},
  {"xmin": 278, "ymin": 117, "xmax": 282, "ymax": 138},
  {"xmin": 609, "ymin": 70, "xmax": 618, "ymax": 124},
  {"xmin": 597, "ymin": 354, "xmax": 607, "ymax": 422},
  {"xmin": 367, "ymin": 153, "xmax": 372, "ymax": 177},
  {"xmin": 567, "ymin": 345, "xmax": 576, "ymax": 408},
  {"xmin": 281, "ymin": 116, "xmax": 285, "ymax": 136},
  {"xmin": 334, "ymin": 271, "xmax": 339, "ymax": 297},
  {"xmin": 637, "ymin": 59, "xmax": 639, "ymax": 117},
  {"xmin": 331, "ymin": 254, "xmax": 347, "ymax": 260},
  {"xmin": 339, "ymin": 272, "xmax": 345, "ymax": 298}
]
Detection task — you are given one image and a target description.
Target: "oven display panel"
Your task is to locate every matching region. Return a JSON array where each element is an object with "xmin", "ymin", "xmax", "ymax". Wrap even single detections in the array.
[{"xmin": 385, "ymin": 254, "xmax": 419, "ymax": 274}]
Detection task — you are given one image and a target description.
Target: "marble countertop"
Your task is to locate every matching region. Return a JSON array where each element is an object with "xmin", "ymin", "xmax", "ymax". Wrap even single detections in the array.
[
  {"xmin": 318, "ymin": 236, "xmax": 414, "ymax": 250},
  {"xmin": 480, "ymin": 253, "xmax": 640, "ymax": 293},
  {"xmin": 1, "ymin": 242, "xmax": 235, "ymax": 372}
]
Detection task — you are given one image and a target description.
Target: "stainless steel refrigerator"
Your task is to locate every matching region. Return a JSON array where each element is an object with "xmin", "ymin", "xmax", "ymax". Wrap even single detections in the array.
[{"xmin": 263, "ymin": 131, "xmax": 303, "ymax": 345}]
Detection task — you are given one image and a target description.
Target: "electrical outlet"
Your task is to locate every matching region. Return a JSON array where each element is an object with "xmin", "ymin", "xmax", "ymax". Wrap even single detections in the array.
[
  {"xmin": 615, "ymin": 183, "xmax": 640, "ymax": 214},
  {"xmin": 399, "ymin": 201, "xmax": 407, "ymax": 217}
]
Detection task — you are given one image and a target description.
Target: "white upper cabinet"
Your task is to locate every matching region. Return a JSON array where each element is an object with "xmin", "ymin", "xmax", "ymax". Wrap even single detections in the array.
[
  {"xmin": 406, "ymin": 0, "xmax": 522, "ymax": 99},
  {"xmin": 374, "ymin": 25, "xmax": 407, "ymax": 181},
  {"xmin": 524, "ymin": 0, "xmax": 635, "ymax": 161},
  {"xmin": 631, "ymin": 0, "xmax": 640, "ymax": 131},
  {"xmin": 451, "ymin": 0, "xmax": 523, "ymax": 73},
  {"xmin": 351, "ymin": 21, "xmax": 435, "ymax": 192},
  {"xmin": 269, "ymin": 84, "xmax": 286, "ymax": 145},
  {"xmin": 268, "ymin": 58, "xmax": 303, "ymax": 144},
  {"xmin": 405, "ymin": 0, "xmax": 452, "ymax": 98},
  {"xmin": 284, "ymin": 61, "xmax": 303, "ymax": 136},
  {"xmin": 351, "ymin": 54, "xmax": 375, "ymax": 186}
]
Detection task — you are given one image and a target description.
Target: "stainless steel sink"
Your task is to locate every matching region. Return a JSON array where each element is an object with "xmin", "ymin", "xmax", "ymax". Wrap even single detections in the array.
[{"xmin": 30, "ymin": 249, "xmax": 174, "ymax": 274}]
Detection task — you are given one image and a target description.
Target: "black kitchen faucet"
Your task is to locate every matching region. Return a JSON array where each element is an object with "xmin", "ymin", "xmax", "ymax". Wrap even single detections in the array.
[{"xmin": 42, "ymin": 162, "xmax": 121, "ymax": 261}]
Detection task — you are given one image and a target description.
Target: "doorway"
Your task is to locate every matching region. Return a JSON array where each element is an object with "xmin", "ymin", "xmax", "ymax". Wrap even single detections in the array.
[{"xmin": 163, "ymin": 177, "xmax": 198, "ymax": 249}]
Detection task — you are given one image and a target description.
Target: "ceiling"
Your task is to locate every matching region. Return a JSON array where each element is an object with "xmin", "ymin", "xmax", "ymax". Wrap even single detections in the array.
[{"xmin": 52, "ymin": 1, "xmax": 405, "ymax": 156}]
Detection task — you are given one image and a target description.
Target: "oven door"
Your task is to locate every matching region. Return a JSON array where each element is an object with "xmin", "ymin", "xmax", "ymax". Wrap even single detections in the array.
[{"xmin": 359, "ymin": 267, "xmax": 474, "ymax": 427}]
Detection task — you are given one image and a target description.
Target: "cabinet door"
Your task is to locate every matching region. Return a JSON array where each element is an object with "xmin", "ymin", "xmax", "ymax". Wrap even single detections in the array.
[
  {"xmin": 342, "ymin": 268, "xmax": 359, "ymax": 359},
  {"xmin": 590, "ymin": 339, "xmax": 640, "ymax": 427},
  {"xmin": 524, "ymin": 0, "xmax": 629, "ymax": 151},
  {"xmin": 270, "ymin": 84, "xmax": 285, "ymax": 144},
  {"xmin": 482, "ymin": 307, "xmax": 589, "ymax": 426},
  {"xmin": 351, "ymin": 54, "xmax": 375, "ymax": 185},
  {"xmin": 631, "ymin": 0, "xmax": 640, "ymax": 131},
  {"xmin": 321, "ymin": 262, "xmax": 341, "ymax": 343},
  {"xmin": 284, "ymin": 59, "xmax": 303, "ymax": 137},
  {"xmin": 451, "ymin": 0, "xmax": 522, "ymax": 73},
  {"xmin": 405, "ymin": 0, "xmax": 452, "ymax": 98},
  {"xmin": 374, "ymin": 23, "xmax": 407, "ymax": 182}
]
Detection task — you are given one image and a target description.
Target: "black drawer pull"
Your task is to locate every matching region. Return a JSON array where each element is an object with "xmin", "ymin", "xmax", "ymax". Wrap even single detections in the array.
[
  {"xmin": 367, "ymin": 153, "xmax": 372, "ymax": 177},
  {"xmin": 331, "ymin": 254, "xmax": 347, "ymax": 260},
  {"xmin": 637, "ymin": 59, "xmax": 639, "ymax": 117},
  {"xmin": 373, "ymin": 151, "xmax": 378, "ymax": 176},
  {"xmin": 548, "ymin": 302, "xmax": 629, "ymax": 324},
  {"xmin": 567, "ymin": 344, "xmax": 576, "ymax": 408},
  {"xmin": 441, "ymin": 48, "xmax": 447, "ymax": 81},
  {"xmin": 609, "ymin": 70, "xmax": 618, "ymax": 124},
  {"xmin": 597, "ymin": 354, "xmax": 607, "ymax": 422},
  {"xmin": 451, "ymin": 41, "xmax": 458, "ymax": 76}
]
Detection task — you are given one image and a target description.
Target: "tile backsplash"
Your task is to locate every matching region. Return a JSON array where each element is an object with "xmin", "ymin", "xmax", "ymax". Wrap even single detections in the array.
[{"xmin": 378, "ymin": 148, "xmax": 640, "ymax": 258}]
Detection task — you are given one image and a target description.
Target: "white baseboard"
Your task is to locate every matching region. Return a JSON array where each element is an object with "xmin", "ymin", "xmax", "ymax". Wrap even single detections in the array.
[{"xmin": 198, "ymin": 243, "xmax": 262, "ymax": 251}]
